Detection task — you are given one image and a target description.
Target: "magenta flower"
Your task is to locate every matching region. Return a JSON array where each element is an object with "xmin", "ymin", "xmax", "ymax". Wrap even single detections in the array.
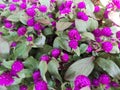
[
  {"xmin": 39, "ymin": 5, "xmax": 47, "ymax": 13},
  {"xmin": 69, "ymin": 40, "xmax": 78, "ymax": 49},
  {"xmin": 102, "ymin": 41, "xmax": 113, "ymax": 53},
  {"xmin": 12, "ymin": 0, "xmax": 20, "ymax": 2},
  {"xmin": 104, "ymin": 10, "xmax": 109, "ymax": 18},
  {"xmin": 0, "ymin": 72, "xmax": 14, "ymax": 86},
  {"xmin": 40, "ymin": 55, "xmax": 51, "ymax": 63},
  {"xmin": 26, "ymin": 8, "xmax": 36, "ymax": 17},
  {"xmin": 77, "ymin": 2, "xmax": 86, "ymax": 9},
  {"xmin": 94, "ymin": 6, "xmax": 100, "ymax": 13},
  {"xmin": 86, "ymin": 45, "xmax": 93, "ymax": 53},
  {"xmin": 4, "ymin": 22, "xmax": 12, "ymax": 28},
  {"xmin": 35, "ymin": 81, "xmax": 48, "ymax": 90},
  {"xmin": 11, "ymin": 60, "xmax": 24, "ymax": 73},
  {"xmin": 51, "ymin": 48, "xmax": 61, "ymax": 58},
  {"xmin": 32, "ymin": 70, "xmax": 41, "ymax": 83},
  {"xmin": 27, "ymin": 18, "xmax": 35, "ymax": 26},
  {"xmin": 9, "ymin": 4, "xmax": 16, "ymax": 11},
  {"xmin": 26, "ymin": 36, "xmax": 33, "ymax": 41},
  {"xmin": 20, "ymin": 85, "xmax": 28, "ymax": 90},
  {"xmin": 17, "ymin": 26, "xmax": 27, "ymax": 36},
  {"xmin": 116, "ymin": 31, "xmax": 120, "ymax": 39},
  {"xmin": 92, "ymin": 79, "xmax": 100, "ymax": 87},
  {"xmin": 10, "ymin": 42, "xmax": 17, "ymax": 47},
  {"xmin": 60, "ymin": 53, "xmax": 69, "ymax": 63},
  {"xmin": 20, "ymin": 3, "xmax": 27, "ymax": 9},
  {"xmin": 74, "ymin": 75, "xmax": 91, "ymax": 89},
  {"xmin": 99, "ymin": 74, "xmax": 111, "ymax": 85},
  {"xmin": 93, "ymin": 28, "xmax": 101, "ymax": 37},
  {"xmin": 0, "ymin": 4, "xmax": 6, "ymax": 10},
  {"xmin": 68, "ymin": 29, "xmax": 81, "ymax": 41},
  {"xmin": 112, "ymin": 0, "xmax": 120, "ymax": 9},
  {"xmin": 77, "ymin": 12, "xmax": 88, "ymax": 21},
  {"xmin": 111, "ymin": 81, "xmax": 120, "ymax": 88},
  {"xmin": 101, "ymin": 27, "xmax": 112, "ymax": 37},
  {"xmin": 33, "ymin": 22, "xmax": 42, "ymax": 31}
]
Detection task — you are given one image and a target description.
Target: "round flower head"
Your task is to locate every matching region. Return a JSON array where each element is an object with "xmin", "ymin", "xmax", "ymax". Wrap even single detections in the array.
[
  {"xmin": 34, "ymin": 22, "xmax": 42, "ymax": 31},
  {"xmin": 101, "ymin": 27, "xmax": 112, "ymax": 37},
  {"xmin": 68, "ymin": 29, "xmax": 81, "ymax": 41},
  {"xmin": 93, "ymin": 28, "xmax": 101, "ymax": 37},
  {"xmin": 20, "ymin": 3, "xmax": 27, "ymax": 9},
  {"xmin": 40, "ymin": 55, "xmax": 51, "ymax": 63},
  {"xmin": 26, "ymin": 8, "xmax": 36, "ymax": 17},
  {"xmin": 32, "ymin": 70, "xmax": 41, "ymax": 83},
  {"xmin": 60, "ymin": 53, "xmax": 69, "ymax": 63},
  {"xmin": 99, "ymin": 74, "xmax": 111, "ymax": 85},
  {"xmin": 116, "ymin": 31, "xmax": 120, "ymax": 39},
  {"xmin": 92, "ymin": 79, "xmax": 100, "ymax": 87},
  {"xmin": 10, "ymin": 42, "xmax": 17, "ymax": 47},
  {"xmin": 69, "ymin": 40, "xmax": 78, "ymax": 49},
  {"xmin": 51, "ymin": 21, "xmax": 56, "ymax": 27},
  {"xmin": 9, "ymin": 4, "xmax": 16, "ymax": 11},
  {"xmin": 111, "ymin": 81, "xmax": 120, "ymax": 88},
  {"xmin": 77, "ymin": 12, "xmax": 88, "ymax": 21},
  {"xmin": 27, "ymin": 18, "xmax": 35, "ymax": 26},
  {"xmin": 106, "ymin": 3, "xmax": 114, "ymax": 11},
  {"xmin": 20, "ymin": 85, "xmax": 28, "ymax": 90},
  {"xmin": 4, "ymin": 22, "xmax": 12, "ymax": 28},
  {"xmin": 12, "ymin": 0, "xmax": 20, "ymax": 2},
  {"xmin": 35, "ymin": 81, "xmax": 48, "ymax": 90},
  {"xmin": 17, "ymin": 26, "xmax": 27, "ymax": 36},
  {"xmin": 102, "ymin": 41, "xmax": 113, "ymax": 53},
  {"xmin": 0, "ymin": 72, "xmax": 14, "ymax": 86},
  {"xmin": 74, "ymin": 75, "xmax": 91, "ymax": 89},
  {"xmin": 65, "ymin": 1, "xmax": 73, "ymax": 8},
  {"xmin": 39, "ymin": 5, "xmax": 47, "ymax": 13},
  {"xmin": 86, "ymin": 45, "xmax": 93, "ymax": 53},
  {"xmin": 11, "ymin": 60, "xmax": 24, "ymax": 73},
  {"xmin": 112, "ymin": 0, "xmax": 120, "ymax": 9},
  {"xmin": 94, "ymin": 6, "xmax": 100, "ymax": 13},
  {"xmin": 66, "ymin": 87, "xmax": 72, "ymax": 90},
  {"xmin": 77, "ymin": 1, "xmax": 86, "ymax": 9},
  {"xmin": 0, "ymin": 4, "xmax": 6, "ymax": 10},
  {"xmin": 26, "ymin": 36, "xmax": 33, "ymax": 42},
  {"xmin": 51, "ymin": 0, "xmax": 56, "ymax": 3},
  {"xmin": 51, "ymin": 48, "xmax": 61, "ymax": 58},
  {"xmin": 104, "ymin": 10, "xmax": 109, "ymax": 18}
]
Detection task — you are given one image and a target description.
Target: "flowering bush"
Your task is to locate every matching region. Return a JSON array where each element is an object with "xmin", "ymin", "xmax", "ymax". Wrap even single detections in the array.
[{"xmin": 0, "ymin": 0, "xmax": 120, "ymax": 90}]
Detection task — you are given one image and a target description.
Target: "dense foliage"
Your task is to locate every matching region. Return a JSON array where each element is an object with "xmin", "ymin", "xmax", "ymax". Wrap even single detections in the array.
[{"xmin": 0, "ymin": 0, "xmax": 120, "ymax": 90}]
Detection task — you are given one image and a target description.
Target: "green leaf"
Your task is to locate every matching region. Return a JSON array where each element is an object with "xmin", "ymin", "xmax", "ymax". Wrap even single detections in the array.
[
  {"xmin": 53, "ymin": 37, "xmax": 71, "ymax": 52},
  {"xmin": 74, "ymin": 47, "xmax": 80, "ymax": 56},
  {"xmin": 39, "ymin": 0, "xmax": 50, "ymax": 8},
  {"xmin": 48, "ymin": 59, "xmax": 62, "ymax": 83},
  {"xmin": 96, "ymin": 58, "xmax": 120, "ymax": 79},
  {"xmin": 7, "ymin": 85, "xmax": 19, "ymax": 90},
  {"xmin": 79, "ymin": 44, "xmax": 88, "ymax": 54},
  {"xmin": 43, "ymin": 28, "xmax": 53, "ymax": 35},
  {"xmin": 34, "ymin": 34, "xmax": 46, "ymax": 48},
  {"xmin": 64, "ymin": 57, "xmax": 95, "ymax": 81},
  {"xmin": 1, "ymin": 10, "xmax": 11, "ymax": 17},
  {"xmin": 2, "ymin": 60, "xmax": 14, "ymax": 69},
  {"xmin": 82, "ymin": 32, "xmax": 95, "ymax": 40},
  {"xmin": 84, "ymin": 0, "xmax": 94, "ymax": 12},
  {"xmin": 38, "ymin": 61, "xmax": 48, "ymax": 81},
  {"xmin": 0, "ymin": 37, "xmax": 10, "ymax": 58},
  {"xmin": 110, "ymin": 44, "xmax": 120, "ymax": 54},
  {"xmin": 56, "ymin": 22, "xmax": 72, "ymax": 31},
  {"xmin": 7, "ymin": 14, "xmax": 19, "ymax": 22},
  {"xmin": 19, "ymin": 11, "xmax": 27, "ymax": 25},
  {"xmin": 24, "ymin": 56, "xmax": 39, "ymax": 70},
  {"xmin": 75, "ymin": 19, "xmax": 88, "ymax": 32}
]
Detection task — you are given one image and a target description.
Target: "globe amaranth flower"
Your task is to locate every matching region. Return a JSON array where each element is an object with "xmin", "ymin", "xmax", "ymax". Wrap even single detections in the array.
[
  {"xmin": 39, "ymin": 5, "xmax": 47, "ymax": 13},
  {"xmin": 116, "ymin": 31, "xmax": 120, "ymax": 39},
  {"xmin": 0, "ymin": 4, "xmax": 6, "ymax": 10},
  {"xmin": 12, "ymin": 0, "xmax": 20, "ymax": 2},
  {"xmin": 10, "ymin": 42, "xmax": 17, "ymax": 47},
  {"xmin": 35, "ymin": 81, "xmax": 48, "ymax": 90},
  {"xmin": 86, "ymin": 45, "xmax": 93, "ymax": 53},
  {"xmin": 40, "ymin": 55, "xmax": 51, "ymax": 63},
  {"xmin": 4, "ymin": 22, "xmax": 12, "ymax": 28},
  {"xmin": 92, "ymin": 79, "xmax": 100, "ymax": 87},
  {"xmin": 9, "ymin": 4, "xmax": 16, "ymax": 11},
  {"xmin": 69, "ymin": 40, "xmax": 78, "ymax": 49},
  {"xmin": 20, "ymin": 3, "xmax": 27, "ymax": 9},
  {"xmin": 112, "ymin": 0, "xmax": 120, "ymax": 9},
  {"xmin": 0, "ymin": 72, "xmax": 14, "ymax": 86},
  {"xmin": 26, "ymin": 36, "xmax": 33, "ymax": 41},
  {"xmin": 68, "ymin": 29, "xmax": 81, "ymax": 41},
  {"xmin": 26, "ymin": 8, "xmax": 36, "ymax": 17},
  {"xmin": 94, "ymin": 6, "xmax": 100, "ymax": 13},
  {"xmin": 99, "ymin": 74, "xmax": 111, "ymax": 85},
  {"xmin": 59, "ymin": 1, "xmax": 73, "ymax": 14},
  {"xmin": 77, "ymin": 1, "xmax": 86, "ymax": 9},
  {"xmin": 20, "ymin": 85, "xmax": 28, "ymax": 90},
  {"xmin": 34, "ymin": 22, "xmax": 42, "ymax": 31},
  {"xmin": 51, "ymin": 48, "xmax": 61, "ymax": 58},
  {"xmin": 51, "ymin": 21, "xmax": 56, "ymax": 27},
  {"xmin": 101, "ymin": 27, "xmax": 112, "ymax": 37},
  {"xmin": 32, "ymin": 70, "xmax": 41, "ymax": 83},
  {"xmin": 51, "ymin": 0, "xmax": 56, "ymax": 3},
  {"xmin": 66, "ymin": 87, "xmax": 72, "ymax": 90},
  {"xmin": 74, "ymin": 75, "xmax": 91, "ymax": 89},
  {"xmin": 93, "ymin": 28, "xmax": 101, "ymax": 37},
  {"xmin": 60, "ymin": 53, "xmax": 69, "ymax": 63},
  {"xmin": 111, "ymin": 81, "xmax": 120, "ymax": 88},
  {"xmin": 102, "ymin": 41, "xmax": 113, "ymax": 53},
  {"xmin": 77, "ymin": 12, "xmax": 88, "ymax": 21},
  {"xmin": 104, "ymin": 10, "xmax": 109, "ymax": 18},
  {"xmin": 11, "ymin": 60, "xmax": 24, "ymax": 73},
  {"xmin": 106, "ymin": 3, "xmax": 114, "ymax": 11},
  {"xmin": 27, "ymin": 18, "xmax": 35, "ymax": 26},
  {"xmin": 17, "ymin": 26, "xmax": 27, "ymax": 36}
]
